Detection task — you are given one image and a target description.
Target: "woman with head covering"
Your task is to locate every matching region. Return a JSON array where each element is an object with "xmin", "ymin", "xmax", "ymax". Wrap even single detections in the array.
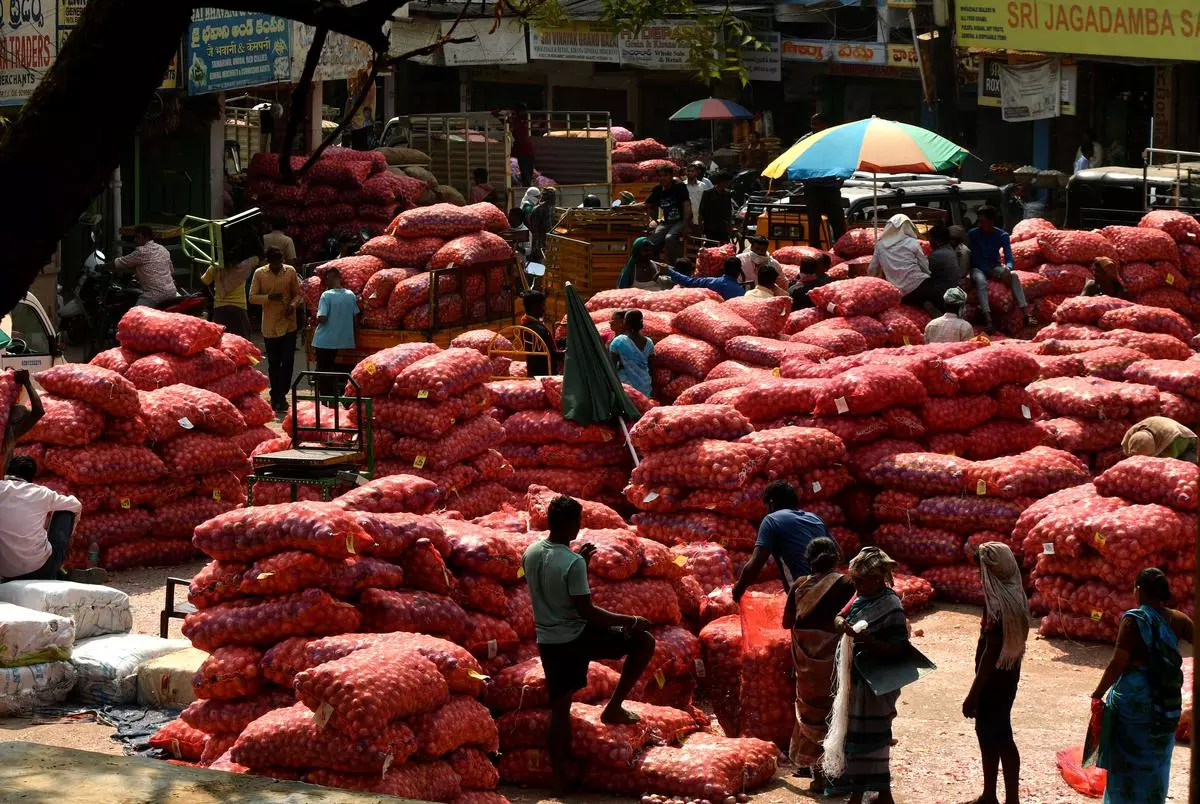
[
  {"xmin": 783, "ymin": 537, "xmax": 856, "ymax": 792},
  {"xmin": 1122, "ymin": 416, "xmax": 1198, "ymax": 462},
  {"xmin": 1090, "ymin": 568, "xmax": 1193, "ymax": 804},
  {"xmin": 963, "ymin": 543, "xmax": 1030, "ymax": 804},
  {"xmin": 867, "ymin": 214, "xmax": 940, "ymax": 311},
  {"xmin": 617, "ymin": 237, "xmax": 670, "ymax": 291},
  {"xmin": 823, "ymin": 546, "xmax": 910, "ymax": 804}
]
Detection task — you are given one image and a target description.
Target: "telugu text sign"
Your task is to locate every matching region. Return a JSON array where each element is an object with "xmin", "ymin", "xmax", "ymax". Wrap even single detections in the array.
[
  {"xmin": 0, "ymin": 0, "xmax": 55, "ymax": 106},
  {"xmin": 781, "ymin": 39, "xmax": 887, "ymax": 65},
  {"xmin": 957, "ymin": 1, "xmax": 1200, "ymax": 61},
  {"xmin": 618, "ymin": 24, "xmax": 699, "ymax": 71},
  {"xmin": 741, "ymin": 31, "xmax": 781, "ymax": 82},
  {"xmin": 187, "ymin": 9, "xmax": 291, "ymax": 95},
  {"xmin": 529, "ymin": 23, "xmax": 620, "ymax": 63}
]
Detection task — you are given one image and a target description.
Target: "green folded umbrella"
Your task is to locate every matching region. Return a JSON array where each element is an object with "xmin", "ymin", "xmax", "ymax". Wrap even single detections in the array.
[{"xmin": 561, "ymin": 283, "xmax": 641, "ymax": 457}]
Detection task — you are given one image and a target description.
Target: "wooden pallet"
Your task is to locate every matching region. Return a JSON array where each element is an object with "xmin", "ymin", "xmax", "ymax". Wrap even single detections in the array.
[{"xmin": 558, "ymin": 206, "xmax": 650, "ymax": 234}]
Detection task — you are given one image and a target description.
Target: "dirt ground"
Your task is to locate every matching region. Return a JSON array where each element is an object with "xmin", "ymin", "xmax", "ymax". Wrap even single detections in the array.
[{"xmin": 0, "ymin": 563, "xmax": 1191, "ymax": 804}]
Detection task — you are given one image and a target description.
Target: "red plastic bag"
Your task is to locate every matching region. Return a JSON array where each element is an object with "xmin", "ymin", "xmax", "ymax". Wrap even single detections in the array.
[
  {"xmin": 182, "ymin": 589, "xmax": 362, "ymax": 651},
  {"xmin": 36, "ymin": 364, "xmax": 139, "ymax": 419},
  {"xmin": 1056, "ymin": 745, "xmax": 1107, "ymax": 798},
  {"xmin": 117, "ymin": 307, "xmax": 224, "ymax": 356},
  {"xmin": 192, "ymin": 502, "xmax": 374, "ymax": 561}
]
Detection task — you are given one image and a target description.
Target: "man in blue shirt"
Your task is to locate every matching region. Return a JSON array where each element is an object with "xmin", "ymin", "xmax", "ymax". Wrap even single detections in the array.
[
  {"xmin": 967, "ymin": 206, "xmax": 1034, "ymax": 332},
  {"xmin": 732, "ymin": 480, "xmax": 829, "ymax": 600},
  {"xmin": 662, "ymin": 256, "xmax": 746, "ymax": 300},
  {"xmin": 312, "ymin": 267, "xmax": 359, "ymax": 401}
]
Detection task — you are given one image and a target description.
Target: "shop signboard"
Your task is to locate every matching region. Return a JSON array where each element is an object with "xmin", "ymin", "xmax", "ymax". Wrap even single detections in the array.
[
  {"xmin": 56, "ymin": 0, "xmax": 82, "ymax": 49},
  {"xmin": 781, "ymin": 38, "xmax": 887, "ymax": 66},
  {"xmin": 187, "ymin": 10, "xmax": 291, "ymax": 95},
  {"xmin": 0, "ymin": 0, "xmax": 55, "ymax": 106},
  {"xmin": 442, "ymin": 19, "xmax": 528, "ymax": 66},
  {"xmin": 886, "ymin": 43, "xmax": 919, "ymax": 70},
  {"xmin": 618, "ymin": 23, "xmax": 699, "ymax": 71},
  {"xmin": 529, "ymin": 22, "xmax": 620, "ymax": 63},
  {"xmin": 389, "ymin": 18, "xmax": 444, "ymax": 66},
  {"xmin": 741, "ymin": 31, "xmax": 781, "ymax": 82},
  {"xmin": 957, "ymin": 0, "xmax": 1200, "ymax": 62}
]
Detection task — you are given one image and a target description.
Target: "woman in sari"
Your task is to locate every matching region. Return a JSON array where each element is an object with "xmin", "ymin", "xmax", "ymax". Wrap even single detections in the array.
[
  {"xmin": 783, "ymin": 536, "xmax": 856, "ymax": 792},
  {"xmin": 617, "ymin": 237, "xmax": 670, "ymax": 291},
  {"xmin": 1091, "ymin": 568, "xmax": 1193, "ymax": 804},
  {"xmin": 824, "ymin": 546, "xmax": 910, "ymax": 804},
  {"xmin": 963, "ymin": 542, "xmax": 1030, "ymax": 804}
]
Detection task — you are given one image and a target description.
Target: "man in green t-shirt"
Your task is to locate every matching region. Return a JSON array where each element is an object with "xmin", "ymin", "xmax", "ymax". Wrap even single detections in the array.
[{"xmin": 522, "ymin": 495, "xmax": 655, "ymax": 795}]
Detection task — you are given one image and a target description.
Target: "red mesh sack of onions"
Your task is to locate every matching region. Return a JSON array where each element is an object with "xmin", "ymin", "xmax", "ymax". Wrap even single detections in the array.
[
  {"xmin": 589, "ymin": 579, "xmax": 682, "ymax": 625},
  {"xmin": 232, "ymin": 393, "xmax": 273, "ymax": 428},
  {"xmin": 808, "ymin": 276, "xmax": 901, "ymax": 317},
  {"xmin": 182, "ymin": 588, "xmax": 361, "ymax": 651},
  {"xmin": 205, "ymin": 367, "xmax": 270, "ymax": 401},
  {"xmin": 667, "ymin": 542, "xmax": 732, "ymax": 594},
  {"xmin": 155, "ymin": 385, "xmax": 247, "ymax": 436},
  {"xmin": 1028, "ymin": 376, "xmax": 1161, "ymax": 420},
  {"xmin": 151, "ymin": 498, "xmax": 236, "ymax": 539},
  {"xmin": 1052, "ymin": 295, "xmax": 1134, "ymax": 326},
  {"xmin": 448, "ymin": 750, "xmax": 502, "ymax": 792},
  {"xmin": 920, "ymin": 394, "xmax": 998, "ymax": 433},
  {"xmin": 1038, "ymin": 417, "xmax": 1130, "ymax": 453},
  {"xmin": 812, "ymin": 364, "xmax": 927, "ymax": 416},
  {"xmin": 305, "ymin": 632, "xmax": 485, "ymax": 698},
  {"xmin": 945, "ymin": 347, "xmax": 1039, "ymax": 393},
  {"xmin": 707, "ymin": 377, "xmax": 833, "ymax": 422},
  {"xmin": 356, "ymin": 586, "xmax": 467, "ymax": 641},
  {"xmin": 1118, "ymin": 261, "xmax": 1172, "ymax": 294},
  {"xmin": 586, "ymin": 288, "xmax": 652, "ymax": 311},
  {"xmin": 486, "ymin": 380, "xmax": 548, "ymax": 411},
  {"xmin": 1098, "ymin": 303, "xmax": 1194, "ymax": 341},
  {"xmin": 502, "ymin": 409, "xmax": 617, "ymax": 444},
  {"xmin": 1078, "ymin": 504, "xmax": 1188, "ymax": 568},
  {"xmin": 306, "ymin": 762, "xmax": 462, "ymax": 800},
  {"xmin": 379, "ymin": 235, "xmax": 448, "ymax": 270},
  {"xmin": 774, "ymin": 244, "xmax": 827, "ymax": 265},
  {"xmin": 486, "ymin": 658, "xmax": 619, "ymax": 712},
  {"xmin": 191, "ymin": 646, "xmax": 264, "ymax": 700},
  {"xmin": 389, "ymin": 202, "xmax": 507, "ymax": 238},
  {"xmin": 88, "ymin": 346, "xmax": 142, "ymax": 375},
  {"xmin": 231, "ymin": 703, "xmax": 417, "ymax": 774},
  {"xmin": 1012, "ymin": 217, "xmax": 1057, "ymax": 243},
  {"xmin": 696, "ymin": 243, "xmax": 736, "ymax": 275},
  {"xmin": 873, "ymin": 524, "xmax": 963, "ymax": 567},
  {"xmin": 149, "ymin": 719, "xmax": 209, "ymax": 761},
  {"xmin": 784, "ymin": 306, "xmax": 828, "ymax": 335},
  {"xmin": 189, "ymin": 561, "xmax": 249, "ymax": 610},
  {"xmin": 240, "ymin": 551, "xmax": 404, "ymax": 599},
  {"xmin": 391, "ymin": 348, "xmax": 491, "ymax": 401},
  {"xmin": 724, "ymin": 336, "xmax": 829, "ymax": 368},
  {"xmin": 1125, "ymin": 359, "xmax": 1200, "ymax": 400},
  {"xmin": 192, "ymin": 502, "xmax": 373, "ymax": 561},
  {"xmin": 921, "ymin": 565, "xmax": 984, "ymax": 605},
  {"xmin": 1181, "ymin": 244, "xmax": 1200, "ymax": 278},
  {"xmin": 723, "ymin": 295, "xmax": 792, "ymax": 337},
  {"xmin": 294, "ymin": 644, "xmax": 450, "ymax": 740},
  {"xmin": 126, "ymin": 348, "xmax": 235, "ymax": 391},
  {"xmin": 788, "ymin": 324, "xmax": 870, "ymax": 356},
  {"xmin": 450, "ymin": 572, "xmax": 508, "ymax": 617},
  {"xmin": 737, "ymin": 593, "xmax": 792, "ymax": 748},
  {"xmin": 1095, "ymin": 455, "xmax": 1199, "ymax": 511},
  {"xmin": 536, "ymin": 442, "xmax": 629, "ymax": 469},
  {"xmin": 75, "ymin": 509, "xmax": 151, "ymax": 548},
  {"xmin": 878, "ymin": 307, "xmax": 925, "ymax": 346},
  {"xmin": 402, "ymin": 293, "xmax": 463, "ymax": 330},
  {"xmin": 387, "ymin": 271, "xmax": 459, "ymax": 322},
  {"xmin": 738, "ymin": 426, "xmax": 846, "ymax": 478},
  {"xmin": 158, "ymin": 433, "xmax": 247, "ymax": 475},
  {"xmin": 37, "ymin": 364, "xmax": 139, "ymax": 419},
  {"xmin": 373, "ymin": 385, "xmax": 490, "ymax": 437},
  {"xmin": 1139, "ymin": 209, "xmax": 1200, "ymax": 244},
  {"xmin": 378, "ymin": 415, "xmax": 503, "ymax": 469},
  {"xmin": 361, "ymin": 267, "xmax": 412, "ymax": 308},
  {"xmin": 628, "ymin": 404, "xmax": 752, "ymax": 450},
  {"xmin": 634, "ymin": 511, "xmax": 758, "ymax": 550},
  {"xmin": 1039, "ymin": 263, "xmax": 1093, "ymax": 295},
  {"xmin": 867, "ymin": 452, "xmax": 970, "ymax": 496},
  {"xmin": 406, "ymin": 697, "xmax": 499, "ymax": 759},
  {"xmin": 496, "ymin": 705, "xmax": 649, "ymax": 767},
  {"xmin": 19, "ymin": 397, "xmax": 104, "ymax": 446},
  {"xmin": 966, "ymin": 447, "xmax": 1089, "ymax": 499},
  {"xmin": 526, "ymin": 486, "xmax": 625, "ymax": 530},
  {"xmin": 811, "ymin": 316, "xmax": 892, "ymax": 349},
  {"xmin": 681, "ymin": 478, "xmax": 769, "ymax": 518},
  {"xmin": 98, "ymin": 539, "xmax": 197, "ymax": 571},
  {"xmin": 438, "ymin": 519, "xmax": 522, "ymax": 580},
  {"xmin": 851, "ymin": 440, "xmax": 924, "ymax": 481},
  {"xmin": 1101, "ymin": 225, "xmax": 1181, "ymax": 264},
  {"xmin": 347, "ymin": 511, "xmax": 447, "ymax": 559},
  {"xmin": 697, "ymin": 615, "xmax": 743, "ymax": 733},
  {"xmin": 117, "ymin": 306, "xmax": 224, "ymax": 356},
  {"xmin": 670, "ymin": 301, "xmax": 756, "ymax": 347},
  {"xmin": 1077, "ymin": 346, "xmax": 1150, "ymax": 380},
  {"xmin": 430, "ymin": 231, "xmax": 513, "ymax": 269},
  {"xmin": 1133, "ymin": 286, "xmax": 1196, "ymax": 318},
  {"xmin": 631, "ymin": 439, "xmax": 768, "ymax": 490},
  {"xmin": 1033, "ymin": 353, "xmax": 1086, "ymax": 378},
  {"xmin": 45, "ymin": 443, "xmax": 165, "ymax": 485},
  {"xmin": 652, "ymin": 335, "xmax": 725, "ymax": 378},
  {"xmin": 1040, "ymin": 611, "xmax": 1118, "ymax": 642},
  {"xmin": 444, "ymin": 483, "xmax": 517, "ymax": 521},
  {"xmin": 961, "ymin": 420, "xmax": 1047, "ymax": 460},
  {"xmin": 1038, "ymin": 230, "xmax": 1118, "ymax": 265},
  {"xmin": 912, "ymin": 496, "xmax": 1026, "ymax": 534},
  {"xmin": 348, "ymin": 342, "xmax": 440, "ymax": 397},
  {"xmin": 832, "ymin": 228, "xmax": 877, "ymax": 258}
]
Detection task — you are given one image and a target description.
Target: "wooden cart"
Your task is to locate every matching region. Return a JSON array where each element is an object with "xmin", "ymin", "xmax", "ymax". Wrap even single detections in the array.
[{"xmin": 543, "ymin": 206, "xmax": 651, "ymax": 314}]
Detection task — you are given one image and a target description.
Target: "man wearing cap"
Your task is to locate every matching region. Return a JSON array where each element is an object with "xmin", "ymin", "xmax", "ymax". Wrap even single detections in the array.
[
  {"xmin": 924, "ymin": 288, "xmax": 975, "ymax": 343},
  {"xmin": 1122, "ymin": 416, "xmax": 1198, "ymax": 462},
  {"xmin": 612, "ymin": 191, "xmax": 637, "ymax": 208}
]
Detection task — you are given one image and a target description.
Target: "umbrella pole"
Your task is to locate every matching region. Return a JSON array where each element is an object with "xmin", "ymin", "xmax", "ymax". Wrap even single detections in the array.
[
  {"xmin": 873, "ymin": 171, "xmax": 879, "ymax": 235},
  {"xmin": 619, "ymin": 417, "xmax": 640, "ymax": 467}
]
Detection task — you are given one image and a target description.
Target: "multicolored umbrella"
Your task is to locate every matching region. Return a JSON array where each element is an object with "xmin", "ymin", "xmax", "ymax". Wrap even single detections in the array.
[
  {"xmin": 669, "ymin": 98, "xmax": 754, "ymax": 122},
  {"xmin": 763, "ymin": 117, "xmax": 969, "ymax": 181}
]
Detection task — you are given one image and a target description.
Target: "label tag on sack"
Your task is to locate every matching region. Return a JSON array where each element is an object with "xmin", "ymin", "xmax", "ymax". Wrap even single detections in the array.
[
  {"xmin": 529, "ymin": 751, "xmax": 541, "ymax": 769},
  {"xmin": 256, "ymin": 572, "xmax": 274, "ymax": 581},
  {"xmin": 811, "ymin": 481, "xmax": 822, "ymax": 493},
  {"xmin": 417, "ymin": 390, "xmax": 430, "ymax": 399},
  {"xmin": 771, "ymin": 367, "xmax": 781, "ymax": 377},
  {"xmin": 413, "ymin": 456, "xmax": 427, "ymax": 469},
  {"xmin": 602, "ymin": 431, "xmax": 613, "ymax": 442},
  {"xmin": 1093, "ymin": 531, "xmax": 1106, "ymax": 547},
  {"xmin": 120, "ymin": 498, "xmax": 131, "ymax": 510},
  {"xmin": 1091, "ymin": 610, "xmax": 1103, "ymax": 622},
  {"xmin": 653, "ymin": 669, "xmax": 666, "ymax": 688},
  {"xmin": 248, "ymin": 355, "xmax": 260, "ymax": 366},
  {"xmin": 517, "ymin": 566, "xmax": 525, "ymax": 579},
  {"xmin": 467, "ymin": 669, "xmax": 489, "ymax": 681},
  {"xmin": 169, "ymin": 739, "xmax": 182, "ymax": 760},
  {"xmin": 673, "ymin": 555, "xmax": 688, "ymax": 568},
  {"xmin": 313, "ymin": 702, "xmax": 334, "ymax": 728},
  {"xmin": 1043, "ymin": 542, "xmax": 1056, "ymax": 555},
  {"xmin": 947, "ymin": 450, "xmax": 957, "ymax": 457},
  {"xmin": 365, "ymin": 363, "xmax": 378, "ymax": 375},
  {"xmin": 903, "ymin": 336, "xmax": 911, "ymax": 346},
  {"xmin": 1021, "ymin": 405, "xmax": 1031, "ymax": 420},
  {"xmin": 1167, "ymin": 272, "xmax": 1176, "ymax": 285},
  {"xmin": 345, "ymin": 533, "xmax": 356, "ymax": 555},
  {"xmin": 694, "ymin": 659, "xmax": 706, "ymax": 678},
  {"xmin": 818, "ymin": 358, "xmax": 826, "ymax": 364},
  {"xmin": 178, "ymin": 417, "xmax": 193, "ymax": 430},
  {"xmin": 976, "ymin": 480, "xmax": 987, "ymax": 496},
  {"xmin": 826, "ymin": 303, "xmax": 837, "ymax": 314},
  {"xmin": 381, "ymin": 754, "xmax": 394, "ymax": 776},
  {"xmin": 643, "ymin": 491, "xmax": 660, "ymax": 503},
  {"xmin": 705, "ymin": 503, "xmax": 716, "ymax": 510},
  {"xmin": 487, "ymin": 639, "xmax": 498, "ymax": 659},
  {"xmin": 212, "ymin": 489, "xmax": 221, "ymax": 502},
  {"xmin": 834, "ymin": 397, "xmax": 849, "ymax": 415}
]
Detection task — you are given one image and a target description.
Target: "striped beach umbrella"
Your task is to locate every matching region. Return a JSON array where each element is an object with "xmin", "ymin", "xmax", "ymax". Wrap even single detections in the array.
[{"xmin": 669, "ymin": 98, "xmax": 755, "ymax": 122}]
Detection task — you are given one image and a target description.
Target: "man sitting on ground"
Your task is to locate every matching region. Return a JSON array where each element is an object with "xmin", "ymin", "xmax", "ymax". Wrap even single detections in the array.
[
  {"xmin": 1, "ymin": 456, "xmax": 97, "ymax": 583},
  {"xmin": 924, "ymin": 287, "xmax": 976, "ymax": 344},
  {"xmin": 789, "ymin": 255, "xmax": 832, "ymax": 310},
  {"xmin": 746, "ymin": 264, "xmax": 788, "ymax": 299},
  {"xmin": 523, "ymin": 496, "xmax": 656, "ymax": 794}
]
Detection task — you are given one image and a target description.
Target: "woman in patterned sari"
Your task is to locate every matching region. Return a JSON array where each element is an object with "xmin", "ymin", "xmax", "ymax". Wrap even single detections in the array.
[
  {"xmin": 824, "ymin": 546, "xmax": 910, "ymax": 804},
  {"xmin": 1091, "ymin": 568, "xmax": 1193, "ymax": 804},
  {"xmin": 783, "ymin": 537, "xmax": 856, "ymax": 792}
]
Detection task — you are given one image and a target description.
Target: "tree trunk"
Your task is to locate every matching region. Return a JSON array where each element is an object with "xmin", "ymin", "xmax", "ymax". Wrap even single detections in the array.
[{"xmin": 0, "ymin": 0, "xmax": 191, "ymax": 317}]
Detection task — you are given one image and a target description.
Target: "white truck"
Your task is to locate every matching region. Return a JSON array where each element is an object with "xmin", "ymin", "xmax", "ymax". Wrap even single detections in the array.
[{"xmin": 2, "ymin": 293, "xmax": 67, "ymax": 376}]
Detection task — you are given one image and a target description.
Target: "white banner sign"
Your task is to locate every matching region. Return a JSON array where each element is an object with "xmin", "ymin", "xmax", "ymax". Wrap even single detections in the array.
[
  {"xmin": 292, "ymin": 23, "xmax": 372, "ymax": 81},
  {"xmin": 0, "ymin": 0, "xmax": 55, "ymax": 105},
  {"xmin": 442, "ymin": 19, "xmax": 527, "ymax": 66},
  {"xmin": 529, "ymin": 23, "xmax": 619, "ymax": 63},
  {"xmin": 618, "ymin": 24, "xmax": 698, "ymax": 71},
  {"xmin": 390, "ymin": 18, "xmax": 444, "ymax": 66},
  {"xmin": 741, "ymin": 31, "xmax": 781, "ymax": 82},
  {"xmin": 999, "ymin": 59, "xmax": 1061, "ymax": 122}
]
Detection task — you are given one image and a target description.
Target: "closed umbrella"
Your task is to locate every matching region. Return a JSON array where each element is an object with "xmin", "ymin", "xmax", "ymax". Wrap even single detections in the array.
[
  {"xmin": 762, "ymin": 117, "xmax": 970, "ymax": 231},
  {"xmin": 561, "ymin": 282, "xmax": 641, "ymax": 464},
  {"xmin": 669, "ymin": 98, "xmax": 754, "ymax": 150}
]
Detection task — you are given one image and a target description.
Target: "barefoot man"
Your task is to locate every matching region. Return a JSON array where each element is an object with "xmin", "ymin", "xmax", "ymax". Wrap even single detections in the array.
[{"xmin": 522, "ymin": 495, "xmax": 656, "ymax": 794}]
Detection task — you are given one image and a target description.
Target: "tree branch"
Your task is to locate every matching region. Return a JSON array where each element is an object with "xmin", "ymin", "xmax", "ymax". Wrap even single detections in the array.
[
  {"xmin": 281, "ymin": 26, "xmax": 329, "ymax": 185},
  {"xmin": 213, "ymin": 0, "xmax": 397, "ymax": 52}
]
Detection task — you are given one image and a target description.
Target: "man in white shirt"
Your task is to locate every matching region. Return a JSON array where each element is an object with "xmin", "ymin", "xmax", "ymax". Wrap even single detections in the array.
[
  {"xmin": 105, "ymin": 225, "xmax": 178, "ymax": 306},
  {"xmin": 738, "ymin": 236, "xmax": 782, "ymax": 286},
  {"xmin": 0, "ymin": 456, "xmax": 86, "ymax": 582},
  {"xmin": 684, "ymin": 162, "xmax": 712, "ymax": 228},
  {"xmin": 924, "ymin": 287, "xmax": 976, "ymax": 344}
]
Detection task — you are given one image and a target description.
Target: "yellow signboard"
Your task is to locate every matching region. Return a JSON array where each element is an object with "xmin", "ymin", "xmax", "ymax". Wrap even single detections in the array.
[{"xmin": 957, "ymin": 1, "xmax": 1200, "ymax": 61}]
